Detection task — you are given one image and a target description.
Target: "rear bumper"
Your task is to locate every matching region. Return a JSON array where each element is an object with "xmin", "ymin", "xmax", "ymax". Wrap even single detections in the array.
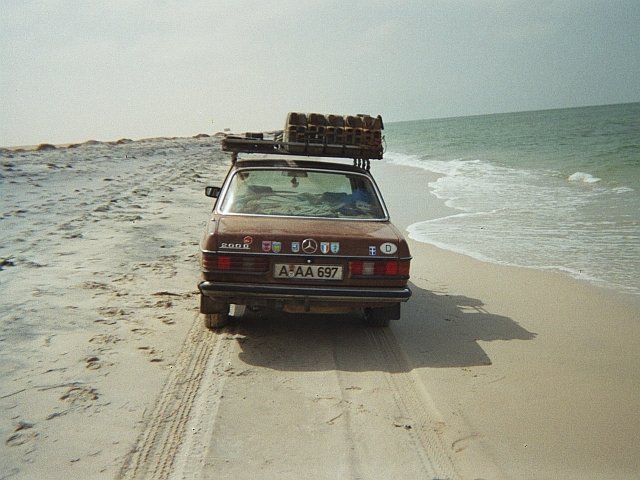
[{"xmin": 198, "ymin": 281, "xmax": 412, "ymax": 304}]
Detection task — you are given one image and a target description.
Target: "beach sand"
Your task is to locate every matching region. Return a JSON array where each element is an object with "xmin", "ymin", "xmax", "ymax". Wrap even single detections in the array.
[
  {"xmin": 377, "ymin": 162, "xmax": 640, "ymax": 478},
  {"xmin": 0, "ymin": 138, "xmax": 229, "ymax": 478},
  {"xmin": 2, "ymin": 141, "xmax": 639, "ymax": 479}
]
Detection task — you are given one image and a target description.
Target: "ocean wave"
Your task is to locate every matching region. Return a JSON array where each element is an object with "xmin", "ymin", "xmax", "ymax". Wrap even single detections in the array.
[
  {"xmin": 385, "ymin": 106, "xmax": 639, "ymax": 296},
  {"xmin": 568, "ymin": 171, "xmax": 602, "ymax": 183},
  {"xmin": 613, "ymin": 186, "xmax": 635, "ymax": 194},
  {"xmin": 384, "ymin": 152, "xmax": 478, "ymax": 177},
  {"xmin": 407, "ymin": 210, "xmax": 500, "ymax": 226},
  {"xmin": 407, "ymin": 216, "xmax": 640, "ymax": 295}
]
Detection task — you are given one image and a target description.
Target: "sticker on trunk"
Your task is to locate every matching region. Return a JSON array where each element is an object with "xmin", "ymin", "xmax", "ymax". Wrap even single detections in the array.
[{"xmin": 380, "ymin": 242, "xmax": 398, "ymax": 255}]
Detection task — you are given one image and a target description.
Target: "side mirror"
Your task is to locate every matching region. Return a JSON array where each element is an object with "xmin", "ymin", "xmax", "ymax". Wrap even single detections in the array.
[{"xmin": 205, "ymin": 186, "xmax": 221, "ymax": 198}]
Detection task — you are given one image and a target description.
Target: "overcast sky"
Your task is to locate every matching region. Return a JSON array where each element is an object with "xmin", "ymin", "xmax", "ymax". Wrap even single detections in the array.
[{"xmin": 1, "ymin": 0, "xmax": 639, "ymax": 146}]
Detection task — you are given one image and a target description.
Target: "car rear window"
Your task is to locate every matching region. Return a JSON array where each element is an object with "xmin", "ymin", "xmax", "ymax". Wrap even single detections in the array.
[{"xmin": 218, "ymin": 168, "xmax": 386, "ymax": 219}]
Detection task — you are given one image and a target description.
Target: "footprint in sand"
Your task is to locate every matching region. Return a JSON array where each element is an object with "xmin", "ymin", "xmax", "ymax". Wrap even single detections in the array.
[
  {"xmin": 158, "ymin": 315, "xmax": 176, "ymax": 325},
  {"xmin": 60, "ymin": 385, "xmax": 99, "ymax": 406},
  {"xmin": 153, "ymin": 299, "xmax": 173, "ymax": 308},
  {"xmin": 81, "ymin": 280, "xmax": 111, "ymax": 291},
  {"xmin": 138, "ymin": 345, "xmax": 163, "ymax": 363},
  {"xmin": 97, "ymin": 306, "xmax": 128, "ymax": 317},
  {"xmin": 85, "ymin": 356, "xmax": 106, "ymax": 370},
  {"xmin": 89, "ymin": 333, "xmax": 122, "ymax": 345},
  {"xmin": 5, "ymin": 421, "xmax": 38, "ymax": 448},
  {"xmin": 131, "ymin": 327, "xmax": 152, "ymax": 336}
]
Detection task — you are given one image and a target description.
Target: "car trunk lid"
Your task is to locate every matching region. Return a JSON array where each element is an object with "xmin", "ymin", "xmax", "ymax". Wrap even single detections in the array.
[{"xmin": 210, "ymin": 215, "xmax": 408, "ymax": 258}]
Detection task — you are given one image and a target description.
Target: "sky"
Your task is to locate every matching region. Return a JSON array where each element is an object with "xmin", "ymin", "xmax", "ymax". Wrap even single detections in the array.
[{"xmin": 1, "ymin": 0, "xmax": 639, "ymax": 146}]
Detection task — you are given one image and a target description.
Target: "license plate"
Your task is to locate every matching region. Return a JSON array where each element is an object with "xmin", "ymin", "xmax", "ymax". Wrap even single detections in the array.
[{"xmin": 274, "ymin": 264, "xmax": 343, "ymax": 280}]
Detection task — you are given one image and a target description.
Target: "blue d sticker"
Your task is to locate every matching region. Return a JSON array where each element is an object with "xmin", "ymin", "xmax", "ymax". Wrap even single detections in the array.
[
  {"xmin": 330, "ymin": 242, "xmax": 340, "ymax": 254},
  {"xmin": 291, "ymin": 242, "xmax": 300, "ymax": 253},
  {"xmin": 369, "ymin": 246, "xmax": 377, "ymax": 256}
]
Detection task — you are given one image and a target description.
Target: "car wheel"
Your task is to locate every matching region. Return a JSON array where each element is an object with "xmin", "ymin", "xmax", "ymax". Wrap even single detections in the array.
[
  {"xmin": 201, "ymin": 296, "xmax": 230, "ymax": 329},
  {"xmin": 203, "ymin": 312, "xmax": 229, "ymax": 329},
  {"xmin": 200, "ymin": 295, "xmax": 227, "ymax": 314},
  {"xmin": 363, "ymin": 303, "xmax": 400, "ymax": 327},
  {"xmin": 364, "ymin": 309, "xmax": 391, "ymax": 327}
]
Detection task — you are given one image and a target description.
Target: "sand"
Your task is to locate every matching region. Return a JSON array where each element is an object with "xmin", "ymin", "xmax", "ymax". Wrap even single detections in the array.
[
  {"xmin": 1, "ymin": 137, "xmax": 228, "ymax": 478},
  {"xmin": 378, "ymin": 163, "xmax": 640, "ymax": 479},
  {"xmin": 2, "ymin": 140, "xmax": 640, "ymax": 479}
]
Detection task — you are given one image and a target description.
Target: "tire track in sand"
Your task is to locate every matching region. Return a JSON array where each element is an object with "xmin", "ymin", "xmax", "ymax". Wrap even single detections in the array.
[
  {"xmin": 365, "ymin": 327, "xmax": 459, "ymax": 480},
  {"xmin": 118, "ymin": 316, "xmax": 232, "ymax": 480}
]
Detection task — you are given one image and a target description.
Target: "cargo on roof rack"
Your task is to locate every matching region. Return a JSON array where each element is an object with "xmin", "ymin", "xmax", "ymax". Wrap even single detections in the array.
[{"xmin": 221, "ymin": 112, "xmax": 384, "ymax": 161}]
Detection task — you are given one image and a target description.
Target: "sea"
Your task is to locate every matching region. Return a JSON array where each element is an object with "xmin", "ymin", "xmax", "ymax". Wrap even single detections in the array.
[{"xmin": 384, "ymin": 102, "xmax": 640, "ymax": 296}]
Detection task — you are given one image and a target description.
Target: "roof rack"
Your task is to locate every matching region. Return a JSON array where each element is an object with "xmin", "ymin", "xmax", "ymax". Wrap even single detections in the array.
[{"xmin": 221, "ymin": 112, "xmax": 384, "ymax": 165}]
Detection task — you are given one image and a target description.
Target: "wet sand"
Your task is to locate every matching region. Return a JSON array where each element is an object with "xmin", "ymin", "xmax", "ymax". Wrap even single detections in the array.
[{"xmin": 377, "ymin": 161, "xmax": 640, "ymax": 479}]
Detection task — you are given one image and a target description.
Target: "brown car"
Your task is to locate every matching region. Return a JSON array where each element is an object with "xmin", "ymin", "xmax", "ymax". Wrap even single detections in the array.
[{"xmin": 198, "ymin": 114, "xmax": 411, "ymax": 328}]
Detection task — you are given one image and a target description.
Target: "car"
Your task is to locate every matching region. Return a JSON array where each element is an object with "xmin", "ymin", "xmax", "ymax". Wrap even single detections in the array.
[{"xmin": 198, "ymin": 113, "xmax": 412, "ymax": 328}]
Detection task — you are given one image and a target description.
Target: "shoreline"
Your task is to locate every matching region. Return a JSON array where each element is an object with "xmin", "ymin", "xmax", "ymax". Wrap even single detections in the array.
[
  {"xmin": 379, "ymin": 160, "xmax": 640, "ymax": 477},
  {"xmin": 398, "ymin": 236, "xmax": 640, "ymax": 478},
  {"xmin": 377, "ymin": 159, "xmax": 640, "ymax": 298}
]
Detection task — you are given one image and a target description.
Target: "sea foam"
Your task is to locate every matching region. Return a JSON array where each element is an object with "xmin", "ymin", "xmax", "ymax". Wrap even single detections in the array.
[
  {"xmin": 385, "ymin": 149, "xmax": 639, "ymax": 295},
  {"xmin": 568, "ymin": 171, "xmax": 602, "ymax": 183}
]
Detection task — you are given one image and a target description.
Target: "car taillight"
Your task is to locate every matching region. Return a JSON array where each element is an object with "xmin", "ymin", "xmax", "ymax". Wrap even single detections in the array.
[
  {"xmin": 349, "ymin": 260, "xmax": 410, "ymax": 278},
  {"xmin": 202, "ymin": 254, "xmax": 269, "ymax": 274},
  {"xmin": 217, "ymin": 256, "xmax": 232, "ymax": 270}
]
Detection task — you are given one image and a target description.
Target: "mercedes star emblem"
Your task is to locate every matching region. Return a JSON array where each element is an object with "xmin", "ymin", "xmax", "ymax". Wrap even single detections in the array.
[{"xmin": 301, "ymin": 238, "xmax": 318, "ymax": 254}]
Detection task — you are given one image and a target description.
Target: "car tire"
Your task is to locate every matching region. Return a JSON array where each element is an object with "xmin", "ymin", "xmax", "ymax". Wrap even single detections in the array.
[
  {"xmin": 364, "ymin": 311, "xmax": 390, "ymax": 327},
  {"xmin": 200, "ymin": 294, "xmax": 227, "ymax": 314},
  {"xmin": 363, "ymin": 304, "xmax": 400, "ymax": 327},
  {"xmin": 203, "ymin": 312, "xmax": 229, "ymax": 329},
  {"xmin": 201, "ymin": 295, "xmax": 230, "ymax": 329}
]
